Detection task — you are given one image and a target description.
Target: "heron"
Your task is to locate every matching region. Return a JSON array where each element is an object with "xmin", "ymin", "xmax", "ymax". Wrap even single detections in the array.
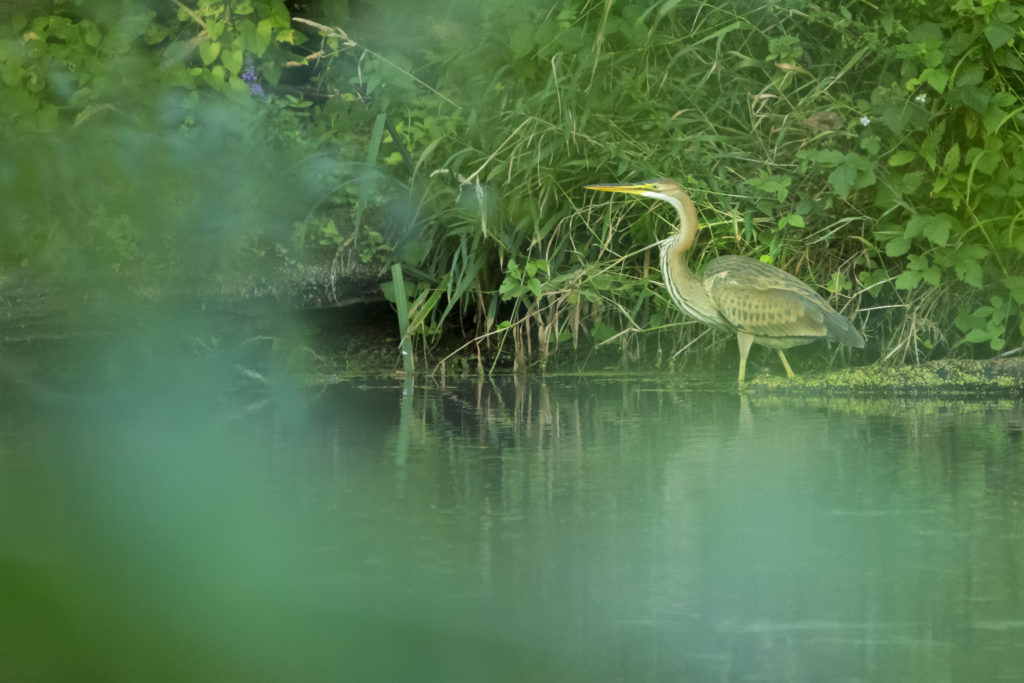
[{"xmin": 585, "ymin": 178, "xmax": 864, "ymax": 383}]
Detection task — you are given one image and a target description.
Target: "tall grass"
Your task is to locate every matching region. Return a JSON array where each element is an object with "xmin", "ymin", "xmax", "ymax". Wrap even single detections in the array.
[
  {"xmin": 6, "ymin": 0, "xmax": 1023, "ymax": 370},
  {"xmin": 359, "ymin": 0, "xmax": 878, "ymax": 371}
]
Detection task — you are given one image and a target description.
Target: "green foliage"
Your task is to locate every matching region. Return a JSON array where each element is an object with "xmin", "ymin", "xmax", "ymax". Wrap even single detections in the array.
[
  {"xmin": 0, "ymin": 0, "xmax": 317, "ymax": 298},
  {"xmin": 6, "ymin": 0, "xmax": 1024, "ymax": 368},
  {"xmin": 841, "ymin": 0, "xmax": 1024, "ymax": 356},
  {"xmin": 499, "ymin": 259, "xmax": 548, "ymax": 302},
  {"xmin": 1, "ymin": 0, "xmax": 299, "ymax": 127}
]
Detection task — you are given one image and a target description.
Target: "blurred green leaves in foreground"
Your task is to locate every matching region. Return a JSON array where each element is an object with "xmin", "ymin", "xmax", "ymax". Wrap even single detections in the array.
[
  {"xmin": 5, "ymin": 103, "xmax": 315, "ymax": 293},
  {"xmin": 0, "ymin": 359, "xmax": 561, "ymax": 681},
  {"xmin": 0, "ymin": 2, "xmax": 322, "ymax": 305}
]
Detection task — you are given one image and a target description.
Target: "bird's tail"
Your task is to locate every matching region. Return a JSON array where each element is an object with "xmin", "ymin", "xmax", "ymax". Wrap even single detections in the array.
[{"xmin": 824, "ymin": 311, "xmax": 866, "ymax": 348}]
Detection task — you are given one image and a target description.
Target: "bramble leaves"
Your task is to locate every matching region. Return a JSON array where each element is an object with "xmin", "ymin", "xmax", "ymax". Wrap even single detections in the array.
[{"xmin": 888, "ymin": 150, "xmax": 916, "ymax": 167}]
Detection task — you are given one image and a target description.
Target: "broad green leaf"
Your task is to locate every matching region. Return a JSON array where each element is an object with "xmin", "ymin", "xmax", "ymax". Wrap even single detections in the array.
[
  {"xmin": 799, "ymin": 149, "xmax": 844, "ymax": 166},
  {"xmin": 956, "ymin": 63, "xmax": 986, "ymax": 88},
  {"xmin": 880, "ymin": 102, "xmax": 910, "ymax": 134},
  {"xmin": 946, "ymin": 29, "xmax": 975, "ymax": 57},
  {"xmin": 960, "ymin": 243, "xmax": 990, "ymax": 261},
  {"xmin": 899, "ymin": 171, "xmax": 925, "ymax": 194},
  {"xmin": 880, "ymin": 8, "xmax": 894, "ymax": 35},
  {"xmin": 920, "ymin": 68, "xmax": 948, "ymax": 93},
  {"xmin": 974, "ymin": 149, "xmax": 1000, "ymax": 175},
  {"xmin": 861, "ymin": 136, "xmax": 881, "ymax": 156},
  {"xmin": 962, "ymin": 328, "xmax": 990, "ymax": 343},
  {"xmin": 886, "ymin": 236, "xmax": 912, "ymax": 257},
  {"xmin": 920, "ymin": 125, "xmax": 942, "ymax": 169},
  {"xmin": 256, "ymin": 19, "xmax": 274, "ymax": 54},
  {"xmin": 828, "ymin": 162, "xmax": 856, "ymax": 198},
  {"xmin": 932, "ymin": 176, "xmax": 950, "ymax": 195},
  {"xmin": 855, "ymin": 167, "xmax": 876, "ymax": 191},
  {"xmin": 907, "ymin": 22, "xmax": 943, "ymax": 44},
  {"xmin": 99, "ymin": 13, "xmax": 151, "ymax": 54},
  {"xmin": 921, "ymin": 266, "xmax": 941, "ymax": 286},
  {"xmin": 829, "ymin": 271, "xmax": 849, "ymax": 293},
  {"xmin": 199, "ymin": 40, "xmax": 221, "ymax": 65},
  {"xmin": 905, "ymin": 215, "xmax": 927, "ymax": 239},
  {"xmin": 526, "ymin": 278, "xmax": 541, "ymax": 300},
  {"xmin": 959, "ymin": 86, "xmax": 991, "ymax": 114},
  {"xmin": 207, "ymin": 20, "xmax": 225, "ymax": 41},
  {"xmin": 895, "ymin": 270, "xmax": 922, "ymax": 289},
  {"xmin": 510, "ymin": 24, "xmax": 533, "ymax": 57},
  {"xmin": 922, "ymin": 214, "xmax": 952, "ymax": 246},
  {"xmin": 888, "ymin": 150, "xmax": 916, "ymax": 167},
  {"xmin": 955, "ymin": 259, "xmax": 983, "ymax": 288},
  {"xmin": 222, "ymin": 49, "xmax": 243, "ymax": 75},
  {"xmin": 591, "ymin": 321, "xmax": 616, "ymax": 343},
  {"xmin": 1006, "ymin": 275, "xmax": 1024, "ymax": 304},
  {"xmin": 275, "ymin": 28, "xmax": 303, "ymax": 45},
  {"xmin": 941, "ymin": 143, "xmax": 960, "ymax": 173},
  {"xmin": 984, "ymin": 23, "xmax": 1015, "ymax": 50},
  {"xmin": 143, "ymin": 23, "xmax": 167, "ymax": 46},
  {"xmin": 907, "ymin": 254, "xmax": 930, "ymax": 270},
  {"xmin": 982, "ymin": 103, "xmax": 1007, "ymax": 134},
  {"xmin": 498, "ymin": 279, "xmax": 521, "ymax": 300}
]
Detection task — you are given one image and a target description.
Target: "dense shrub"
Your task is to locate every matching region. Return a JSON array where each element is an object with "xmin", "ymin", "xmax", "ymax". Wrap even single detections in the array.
[{"xmin": 2, "ymin": 0, "xmax": 1022, "ymax": 367}]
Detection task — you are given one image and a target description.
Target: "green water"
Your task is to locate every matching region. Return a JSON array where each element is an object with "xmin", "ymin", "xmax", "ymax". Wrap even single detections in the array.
[{"xmin": 2, "ymin": 369, "xmax": 1024, "ymax": 682}]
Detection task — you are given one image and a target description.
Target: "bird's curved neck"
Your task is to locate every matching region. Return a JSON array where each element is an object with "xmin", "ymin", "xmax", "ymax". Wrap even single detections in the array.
[
  {"xmin": 658, "ymin": 189, "xmax": 700, "ymax": 279},
  {"xmin": 659, "ymin": 190, "xmax": 699, "ymax": 254},
  {"xmin": 657, "ymin": 189, "xmax": 727, "ymax": 329}
]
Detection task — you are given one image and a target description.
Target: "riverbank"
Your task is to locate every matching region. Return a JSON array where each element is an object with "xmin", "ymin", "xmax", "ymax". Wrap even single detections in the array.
[{"xmin": 1, "ymin": 285, "xmax": 1021, "ymax": 398}]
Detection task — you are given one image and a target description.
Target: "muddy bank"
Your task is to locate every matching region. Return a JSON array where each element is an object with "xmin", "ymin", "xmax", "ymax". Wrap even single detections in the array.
[{"xmin": 2, "ymin": 282, "xmax": 1021, "ymax": 397}]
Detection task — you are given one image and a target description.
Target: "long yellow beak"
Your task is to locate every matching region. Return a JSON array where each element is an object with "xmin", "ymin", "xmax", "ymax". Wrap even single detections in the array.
[{"xmin": 584, "ymin": 181, "xmax": 655, "ymax": 195}]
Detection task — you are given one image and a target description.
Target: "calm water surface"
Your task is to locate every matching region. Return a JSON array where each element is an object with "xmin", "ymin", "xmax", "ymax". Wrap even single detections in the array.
[{"xmin": 2, "ymin": 370, "xmax": 1023, "ymax": 681}]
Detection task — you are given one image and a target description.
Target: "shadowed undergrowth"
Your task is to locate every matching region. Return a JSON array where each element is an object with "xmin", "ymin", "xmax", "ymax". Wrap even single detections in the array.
[{"xmin": 1, "ymin": 0, "xmax": 1022, "ymax": 374}]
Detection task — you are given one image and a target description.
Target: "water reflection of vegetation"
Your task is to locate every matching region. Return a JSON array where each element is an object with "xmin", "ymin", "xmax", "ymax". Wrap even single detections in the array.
[
  {"xmin": 371, "ymin": 378, "xmax": 1024, "ymax": 679},
  {"xmin": 3, "ymin": 367, "xmax": 1023, "ymax": 680}
]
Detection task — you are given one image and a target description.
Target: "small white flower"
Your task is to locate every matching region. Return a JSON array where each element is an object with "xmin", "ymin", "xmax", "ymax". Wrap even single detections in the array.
[
  {"xmin": 859, "ymin": 116, "xmax": 871, "ymax": 126},
  {"xmin": 914, "ymin": 93, "xmax": 927, "ymax": 103}
]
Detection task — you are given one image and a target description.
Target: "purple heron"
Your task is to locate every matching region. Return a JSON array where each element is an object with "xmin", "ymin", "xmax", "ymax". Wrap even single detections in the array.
[{"xmin": 585, "ymin": 179, "xmax": 864, "ymax": 383}]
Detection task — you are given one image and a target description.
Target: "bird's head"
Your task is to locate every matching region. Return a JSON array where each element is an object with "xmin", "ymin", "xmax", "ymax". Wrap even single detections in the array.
[
  {"xmin": 584, "ymin": 178, "xmax": 686, "ymax": 203},
  {"xmin": 584, "ymin": 178, "xmax": 695, "ymax": 231}
]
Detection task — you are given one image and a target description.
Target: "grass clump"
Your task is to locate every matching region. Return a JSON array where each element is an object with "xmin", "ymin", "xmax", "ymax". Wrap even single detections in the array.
[
  {"xmin": 3, "ymin": 0, "xmax": 1023, "ymax": 373},
  {"xmin": 321, "ymin": 0, "xmax": 1024, "ymax": 371}
]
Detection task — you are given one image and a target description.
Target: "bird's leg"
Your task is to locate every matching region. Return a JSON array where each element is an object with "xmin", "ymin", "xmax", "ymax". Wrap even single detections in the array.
[
  {"xmin": 736, "ymin": 331, "xmax": 754, "ymax": 384},
  {"xmin": 777, "ymin": 349, "xmax": 795, "ymax": 378}
]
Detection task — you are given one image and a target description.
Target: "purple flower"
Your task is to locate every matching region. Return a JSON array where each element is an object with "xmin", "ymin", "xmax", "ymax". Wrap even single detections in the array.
[{"xmin": 241, "ymin": 59, "xmax": 265, "ymax": 98}]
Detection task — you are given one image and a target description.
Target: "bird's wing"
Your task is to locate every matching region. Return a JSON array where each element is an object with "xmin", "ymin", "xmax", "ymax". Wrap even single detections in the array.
[{"xmin": 703, "ymin": 256, "xmax": 834, "ymax": 339}]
